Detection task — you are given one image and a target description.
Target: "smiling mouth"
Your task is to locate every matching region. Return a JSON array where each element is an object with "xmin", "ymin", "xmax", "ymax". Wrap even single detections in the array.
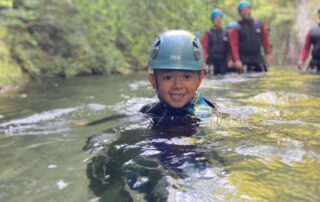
[{"xmin": 170, "ymin": 93, "xmax": 185, "ymax": 102}]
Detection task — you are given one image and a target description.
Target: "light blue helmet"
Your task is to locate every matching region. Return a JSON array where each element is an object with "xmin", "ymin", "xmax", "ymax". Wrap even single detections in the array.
[
  {"xmin": 227, "ymin": 22, "xmax": 238, "ymax": 29},
  {"xmin": 210, "ymin": 8, "xmax": 223, "ymax": 20},
  {"xmin": 237, "ymin": 0, "xmax": 251, "ymax": 13},
  {"xmin": 148, "ymin": 30, "xmax": 204, "ymax": 71},
  {"xmin": 193, "ymin": 31, "xmax": 201, "ymax": 38}
]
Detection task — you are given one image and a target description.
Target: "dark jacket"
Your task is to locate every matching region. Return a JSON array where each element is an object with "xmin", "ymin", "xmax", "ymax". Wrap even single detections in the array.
[
  {"xmin": 299, "ymin": 27, "xmax": 320, "ymax": 62},
  {"xmin": 201, "ymin": 28, "xmax": 229, "ymax": 64},
  {"xmin": 229, "ymin": 18, "xmax": 271, "ymax": 61}
]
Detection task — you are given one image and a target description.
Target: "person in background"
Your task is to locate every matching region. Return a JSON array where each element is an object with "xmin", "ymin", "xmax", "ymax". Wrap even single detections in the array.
[
  {"xmin": 200, "ymin": 9, "xmax": 229, "ymax": 75},
  {"xmin": 226, "ymin": 22, "xmax": 239, "ymax": 71},
  {"xmin": 298, "ymin": 7, "xmax": 320, "ymax": 72},
  {"xmin": 229, "ymin": 0, "xmax": 271, "ymax": 72}
]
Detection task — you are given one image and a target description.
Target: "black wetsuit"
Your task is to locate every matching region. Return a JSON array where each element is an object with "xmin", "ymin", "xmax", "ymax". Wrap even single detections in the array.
[{"xmin": 140, "ymin": 91, "xmax": 216, "ymax": 125}]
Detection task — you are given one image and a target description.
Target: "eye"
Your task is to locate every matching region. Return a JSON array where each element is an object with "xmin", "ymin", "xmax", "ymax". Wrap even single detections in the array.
[
  {"xmin": 183, "ymin": 74, "xmax": 193, "ymax": 80},
  {"xmin": 162, "ymin": 75, "xmax": 172, "ymax": 81}
]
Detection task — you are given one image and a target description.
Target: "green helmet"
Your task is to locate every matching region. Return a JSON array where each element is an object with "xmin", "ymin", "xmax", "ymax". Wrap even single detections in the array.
[{"xmin": 148, "ymin": 30, "xmax": 204, "ymax": 71}]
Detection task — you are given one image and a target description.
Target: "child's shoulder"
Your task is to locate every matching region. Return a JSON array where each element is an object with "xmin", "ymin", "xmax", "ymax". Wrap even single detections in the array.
[
  {"xmin": 139, "ymin": 94, "xmax": 216, "ymax": 118},
  {"xmin": 193, "ymin": 91, "xmax": 216, "ymax": 109},
  {"xmin": 139, "ymin": 102, "xmax": 163, "ymax": 116},
  {"xmin": 192, "ymin": 94, "xmax": 216, "ymax": 118}
]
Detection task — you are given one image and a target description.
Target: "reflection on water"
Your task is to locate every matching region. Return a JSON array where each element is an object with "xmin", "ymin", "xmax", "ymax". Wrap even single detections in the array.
[
  {"xmin": 84, "ymin": 115, "xmax": 230, "ymax": 201},
  {"xmin": 0, "ymin": 67, "xmax": 319, "ymax": 201}
]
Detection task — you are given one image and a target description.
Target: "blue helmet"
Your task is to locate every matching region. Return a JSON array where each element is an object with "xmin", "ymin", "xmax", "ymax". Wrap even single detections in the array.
[
  {"xmin": 148, "ymin": 30, "xmax": 204, "ymax": 71},
  {"xmin": 227, "ymin": 22, "xmax": 238, "ymax": 29},
  {"xmin": 210, "ymin": 8, "xmax": 223, "ymax": 20},
  {"xmin": 237, "ymin": 1, "xmax": 251, "ymax": 13},
  {"xmin": 193, "ymin": 31, "xmax": 201, "ymax": 38}
]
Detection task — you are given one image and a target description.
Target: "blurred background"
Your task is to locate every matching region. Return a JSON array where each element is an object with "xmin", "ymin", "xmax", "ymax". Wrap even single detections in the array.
[{"xmin": 0, "ymin": 0, "xmax": 319, "ymax": 87}]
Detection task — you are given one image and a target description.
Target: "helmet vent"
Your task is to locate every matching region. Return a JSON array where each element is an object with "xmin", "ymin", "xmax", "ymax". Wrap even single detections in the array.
[
  {"xmin": 192, "ymin": 39, "xmax": 200, "ymax": 61},
  {"xmin": 151, "ymin": 37, "xmax": 161, "ymax": 59},
  {"xmin": 154, "ymin": 37, "xmax": 161, "ymax": 47},
  {"xmin": 193, "ymin": 49, "xmax": 200, "ymax": 61},
  {"xmin": 192, "ymin": 39, "xmax": 199, "ymax": 48},
  {"xmin": 151, "ymin": 48, "xmax": 159, "ymax": 59}
]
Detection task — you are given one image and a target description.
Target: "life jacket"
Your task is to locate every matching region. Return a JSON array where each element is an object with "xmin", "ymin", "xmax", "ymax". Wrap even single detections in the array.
[
  {"xmin": 310, "ymin": 27, "xmax": 320, "ymax": 60},
  {"xmin": 237, "ymin": 19, "xmax": 262, "ymax": 56},
  {"xmin": 206, "ymin": 28, "xmax": 229, "ymax": 62}
]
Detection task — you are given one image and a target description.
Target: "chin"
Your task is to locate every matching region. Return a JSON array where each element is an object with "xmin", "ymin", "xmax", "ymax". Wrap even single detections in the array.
[{"xmin": 168, "ymin": 102, "xmax": 187, "ymax": 109}]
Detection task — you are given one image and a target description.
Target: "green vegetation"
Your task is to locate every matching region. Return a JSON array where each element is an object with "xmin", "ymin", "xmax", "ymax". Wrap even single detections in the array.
[
  {"xmin": 0, "ymin": 26, "xmax": 23, "ymax": 87},
  {"xmin": 0, "ymin": 0, "xmax": 318, "ymax": 86}
]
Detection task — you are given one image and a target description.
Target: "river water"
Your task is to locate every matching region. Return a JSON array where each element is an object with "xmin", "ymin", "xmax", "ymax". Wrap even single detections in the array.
[{"xmin": 0, "ymin": 67, "xmax": 319, "ymax": 202}]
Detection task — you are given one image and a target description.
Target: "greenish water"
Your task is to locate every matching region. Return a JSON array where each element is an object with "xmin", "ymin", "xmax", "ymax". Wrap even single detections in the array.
[{"xmin": 0, "ymin": 67, "xmax": 319, "ymax": 202}]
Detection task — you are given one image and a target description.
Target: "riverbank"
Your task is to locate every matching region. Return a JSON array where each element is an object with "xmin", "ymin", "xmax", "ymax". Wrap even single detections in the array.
[{"xmin": 0, "ymin": 26, "xmax": 25, "ymax": 93}]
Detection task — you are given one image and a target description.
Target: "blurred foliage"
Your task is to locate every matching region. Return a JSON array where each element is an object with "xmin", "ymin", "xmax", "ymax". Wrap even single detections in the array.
[
  {"xmin": 0, "ymin": 0, "xmax": 316, "ymax": 80},
  {"xmin": 0, "ymin": 26, "xmax": 23, "ymax": 86},
  {"xmin": 0, "ymin": 0, "xmax": 12, "ymax": 8}
]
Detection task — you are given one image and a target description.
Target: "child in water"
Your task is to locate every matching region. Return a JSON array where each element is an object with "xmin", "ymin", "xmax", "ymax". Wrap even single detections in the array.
[
  {"xmin": 73, "ymin": 30, "xmax": 215, "ymax": 127},
  {"xmin": 84, "ymin": 31, "xmax": 220, "ymax": 201},
  {"xmin": 140, "ymin": 30, "xmax": 216, "ymax": 124}
]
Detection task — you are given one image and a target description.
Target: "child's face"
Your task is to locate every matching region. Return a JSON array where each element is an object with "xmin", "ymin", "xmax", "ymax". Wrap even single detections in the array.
[{"xmin": 148, "ymin": 70, "xmax": 205, "ymax": 108}]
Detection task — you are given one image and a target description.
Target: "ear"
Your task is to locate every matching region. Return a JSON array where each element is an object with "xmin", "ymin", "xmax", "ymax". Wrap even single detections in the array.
[
  {"xmin": 196, "ymin": 71, "xmax": 205, "ymax": 88},
  {"xmin": 148, "ymin": 73, "xmax": 157, "ymax": 89},
  {"xmin": 199, "ymin": 70, "xmax": 205, "ymax": 83}
]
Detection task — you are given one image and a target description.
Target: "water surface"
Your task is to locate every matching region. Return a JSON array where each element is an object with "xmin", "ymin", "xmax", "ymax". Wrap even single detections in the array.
[{"xmin": 0, "ymin": 67, "xmax": 319, "ymax": 201}]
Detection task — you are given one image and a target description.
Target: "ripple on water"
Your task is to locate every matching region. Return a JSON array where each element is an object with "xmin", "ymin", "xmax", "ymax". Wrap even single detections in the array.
[
  {"xmin": 218, "ymin": 104, "xmax": 280, "ymax": 120},
  {"xmin": 56, "ymin": 179, "xmax": 68, "ymax": 190},
  {"xmin": 235, "ymin": 144, "xmax": 306, "ymax": 165},
  {"xmin": 201, "ymin": 74, "xmax": 250, "ymax": 89},
  {"xmin": 0, "ymin": 108, "xmax": 78, "ymax": 136},
  {"xmin": 128, "ymin": 80, "xmax": 149, "ymax": 91},
  {"xmin": 246, "ymin": 91, "xmax": 320, "ymax": 106},
  {"xmin": 86, "ymin": 103, "xmax": 106, "ymax": 111},
  {"xmin": 0, "ymin": 108, "xmax": 78, "ymax": 128},
  {"xmin": 166, "ymin": 169, "xmax": 234, "ymax": 202},
  {"xmin": 107, "ymin": 97, "xmax": 156, "ymax": 115},
  {"xmin": 0, "ymin": 103, "xmax": 113, "ymax": 136},
  {"xmin": 84, "ymin": 132, "xmax": 121, "ymax": 154}
]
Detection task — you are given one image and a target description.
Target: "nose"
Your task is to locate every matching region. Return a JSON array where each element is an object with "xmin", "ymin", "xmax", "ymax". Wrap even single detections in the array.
[{"xmin": 172, "ymin": 76, "xmax": 183, "ymax": 89}]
